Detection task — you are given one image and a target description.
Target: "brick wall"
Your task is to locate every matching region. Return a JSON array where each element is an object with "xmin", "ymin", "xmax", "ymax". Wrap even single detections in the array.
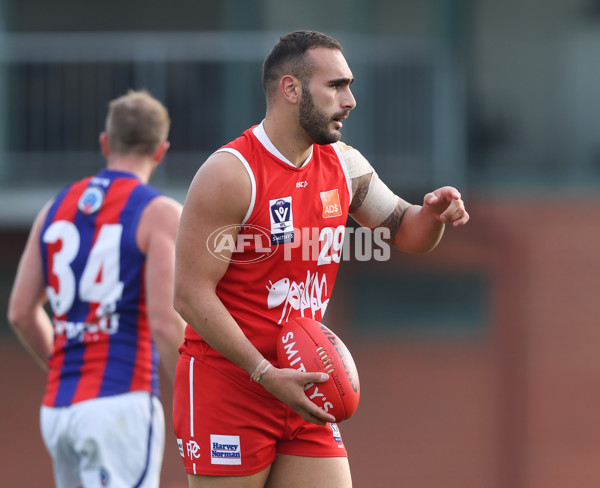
[{"xmin": 1, "ymin": 197, "xmax": 599, "ymax": 487}]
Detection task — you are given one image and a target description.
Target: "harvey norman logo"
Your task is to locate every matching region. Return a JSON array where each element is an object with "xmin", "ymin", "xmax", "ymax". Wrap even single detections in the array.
[{"xmin": 210, "ymin": 434, "xmax": 241, "ymax": 465}]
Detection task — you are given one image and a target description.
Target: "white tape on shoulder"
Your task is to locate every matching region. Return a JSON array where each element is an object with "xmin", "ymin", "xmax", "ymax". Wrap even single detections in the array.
[
  {"xmin": 342, "ymin": 147, "xmax": 402, "ymax": 227},
  {"xmin": 343, "ymin": 148, "xmax": 373, "ymax": 178}
]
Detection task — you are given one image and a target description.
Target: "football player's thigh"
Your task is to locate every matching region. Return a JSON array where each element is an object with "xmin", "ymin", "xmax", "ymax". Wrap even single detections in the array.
[
  {"xmin": 188, "ymin": 466, "xmax": 271, "ymax": 488},
  {"xmin": 265, "ymin": 454, "xmax": 352, "ymax": 488}
]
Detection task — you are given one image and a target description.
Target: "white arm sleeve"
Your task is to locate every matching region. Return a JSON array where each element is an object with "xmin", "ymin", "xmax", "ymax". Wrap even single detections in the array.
[
  {"xmin": 343, "ymin": 147, "xmax": 374, "ymax": 178},
  {"xmin": 343, "ymin": 148, "xmax": 401, "ymax": 228}
]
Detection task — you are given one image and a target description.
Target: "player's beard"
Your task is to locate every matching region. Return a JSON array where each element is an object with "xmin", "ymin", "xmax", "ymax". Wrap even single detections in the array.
[{"xmin": 299, "ymin": 83, "xmax": 341, "ymax": 145}]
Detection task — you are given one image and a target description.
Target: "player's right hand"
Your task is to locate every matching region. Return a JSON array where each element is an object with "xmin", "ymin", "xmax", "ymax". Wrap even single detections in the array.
[{"xmin": 259, "ymin": 366, "xmax": 336, "ymax": 425}]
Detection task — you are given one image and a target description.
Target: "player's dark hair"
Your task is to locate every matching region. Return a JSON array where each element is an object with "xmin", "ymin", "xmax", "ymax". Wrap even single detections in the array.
[
  {"xmin": 262, "ymin": 30, "xmax": 342, "ymax": 99},
  {"xmin": 105, "ymin": 90, "xmax": 170, "ymax": 156}
]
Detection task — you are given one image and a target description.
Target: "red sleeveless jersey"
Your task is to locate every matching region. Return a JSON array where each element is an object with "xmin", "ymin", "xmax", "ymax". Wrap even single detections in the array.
[{"xmin": 181, "ymin": 123, "xmax": 351, "ymax": 367}]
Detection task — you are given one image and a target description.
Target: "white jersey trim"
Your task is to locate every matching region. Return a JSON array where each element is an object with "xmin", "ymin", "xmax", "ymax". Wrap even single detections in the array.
[
  {"xmin": 214, "ymin": 147, "xmax": 257, "ymax": 225},
  {"xmin": 332, "ymin": 143, "xmax": 353, "ymax": 204},
  {"xmin": 252, "ymin": 121, "xmax": 314, "ymax": 169}
]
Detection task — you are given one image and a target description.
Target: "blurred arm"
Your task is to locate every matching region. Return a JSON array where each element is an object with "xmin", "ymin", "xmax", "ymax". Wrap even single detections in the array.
[
  {"xmin": 7, "ymin": 204, "xmax": 54, "ymax": 371},
  {"xmin": 137, "ymin": 195, "xmax": 186, "ymax": 385}
]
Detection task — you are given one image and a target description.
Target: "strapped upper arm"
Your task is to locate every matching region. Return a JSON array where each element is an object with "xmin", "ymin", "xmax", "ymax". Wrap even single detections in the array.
[{"xmin": 341, "ymin": 147, "xmax": 408, "ymax": 229}]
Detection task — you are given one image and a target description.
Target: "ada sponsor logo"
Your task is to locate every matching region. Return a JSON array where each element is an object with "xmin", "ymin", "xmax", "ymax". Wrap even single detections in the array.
[
  {"xmin": 269, "ymin": 196, "xmax": 294, "ymax": 244},
  {"xmin": 320, "ymin": 189, "xmax": 342, "ymax": 218},
  {"xmin": 210, "ymin": 434, "xmax": 241, "ymax": 465},
  {"xmin": 78, "ymin": 186, "xmax": 105, "ymax": 215},
  {"xmin": 177, "ymin": 438, "xmax": 185, "ymax": 457},
  {"xmin": 207, "ymin": 224, "xmax": 276, "ymax": 264}
]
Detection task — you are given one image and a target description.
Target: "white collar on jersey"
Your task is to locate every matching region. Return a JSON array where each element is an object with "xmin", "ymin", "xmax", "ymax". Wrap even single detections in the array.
[{"xmin": 253, "ymin": 121, "xmax": 313, "ymax": 169}]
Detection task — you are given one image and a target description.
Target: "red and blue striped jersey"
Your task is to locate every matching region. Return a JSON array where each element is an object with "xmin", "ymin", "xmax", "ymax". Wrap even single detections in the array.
[{"xmin": 39, "ymin": 169, "xmax": 162, "ymax": 407}]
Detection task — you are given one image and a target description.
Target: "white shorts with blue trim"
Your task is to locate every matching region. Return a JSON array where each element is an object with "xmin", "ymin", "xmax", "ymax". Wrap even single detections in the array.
[{"xmin": 40, "ymin": 391, "xmax": 164, "ymax": 488}]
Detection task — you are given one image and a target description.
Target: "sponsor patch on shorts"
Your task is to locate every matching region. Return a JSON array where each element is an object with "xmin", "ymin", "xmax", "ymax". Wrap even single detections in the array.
[
  {"xmin": 331, "ymin": 423, "xmax": 343, "ymax": 444},
  {"xmin": 210, "ymin": 434, "xmax": 242, "ymax": 465}
]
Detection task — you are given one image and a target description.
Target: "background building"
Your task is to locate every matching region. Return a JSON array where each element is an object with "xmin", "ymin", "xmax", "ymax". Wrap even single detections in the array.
[{"xmin": 1, "ymin": 1, "xmax": 600, "ymax": 486}]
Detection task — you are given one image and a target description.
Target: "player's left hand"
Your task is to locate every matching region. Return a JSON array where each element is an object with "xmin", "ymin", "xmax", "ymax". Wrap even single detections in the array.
[{"xmin": 423, "ymin": 186, "xmax": 469, "ymax": 227}]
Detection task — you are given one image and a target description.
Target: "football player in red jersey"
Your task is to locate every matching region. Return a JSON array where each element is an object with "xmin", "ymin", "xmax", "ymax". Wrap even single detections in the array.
[
  {"xmin": 172, "ymin": 30, "xmax": 469, "ymax": 487},
  {"xmin": 8, "ymin": 90, "xmax": 186, "ymax": 488}
]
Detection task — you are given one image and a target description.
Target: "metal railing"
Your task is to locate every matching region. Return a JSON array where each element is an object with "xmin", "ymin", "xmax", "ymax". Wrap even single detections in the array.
[{"xmin": 0, "ymin": 31, "xmax": 465, "ymax": 225}]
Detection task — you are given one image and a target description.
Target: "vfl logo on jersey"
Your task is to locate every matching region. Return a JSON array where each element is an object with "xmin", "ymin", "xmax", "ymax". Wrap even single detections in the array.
[
  {"xmin": 320, "ymin": 189, "xmax": 342, "ymax": 218},
  {"xmin": 269, "ymin": 197, "xmax": 294, "ymax": 245},
  {"xmin": 78, "ymin": 186, "xmax": 105, "ymax": 215}
]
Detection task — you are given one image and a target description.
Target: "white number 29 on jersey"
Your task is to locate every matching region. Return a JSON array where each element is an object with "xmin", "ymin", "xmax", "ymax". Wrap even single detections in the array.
[{"xmin": 43, "ymin": 220, "xmax": 125, "ymax": 317}]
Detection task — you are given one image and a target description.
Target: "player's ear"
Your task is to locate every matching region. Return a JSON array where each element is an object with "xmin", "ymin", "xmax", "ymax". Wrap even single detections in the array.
[
  {"xmin": 280, "ymin": 75, "xmax": 301, "ymax": 104},
  {"xmin": 154, "ymin": 140, "xmax": 170, "ymax": 164},
  {"xmin": 99, "ymin": 132, "xmax": 110, "ymax": 158}
]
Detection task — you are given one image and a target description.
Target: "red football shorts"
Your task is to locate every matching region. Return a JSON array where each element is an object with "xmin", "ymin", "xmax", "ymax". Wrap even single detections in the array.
[{"xmin": 172, "ymin": 349, "xmax": 348, "ymax": 477}]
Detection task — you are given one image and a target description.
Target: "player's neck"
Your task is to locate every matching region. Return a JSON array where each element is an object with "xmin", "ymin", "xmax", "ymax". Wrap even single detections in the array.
[
  {"xmin": 106, "ymin": 156, "xmax": 154, "ymax": 183},
  {"xmin": 263, "ymin": 116, "xmax": 312, "ymax": 168}
]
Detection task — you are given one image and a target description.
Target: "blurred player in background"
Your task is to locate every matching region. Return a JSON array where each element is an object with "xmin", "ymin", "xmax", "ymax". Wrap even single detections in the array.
[
  {"xmin": 172, "ymin": 30, "xmax": 469, "ymax": 487},
  {"xmin": 7, "ymin": 90, "xmax": 186, "ymax": 488}
]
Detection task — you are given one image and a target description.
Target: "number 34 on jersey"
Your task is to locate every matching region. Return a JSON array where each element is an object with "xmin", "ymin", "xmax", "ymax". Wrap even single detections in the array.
[{"xmin": 43, "ymin": 220, "xmax": 124, "ymax": 326}]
